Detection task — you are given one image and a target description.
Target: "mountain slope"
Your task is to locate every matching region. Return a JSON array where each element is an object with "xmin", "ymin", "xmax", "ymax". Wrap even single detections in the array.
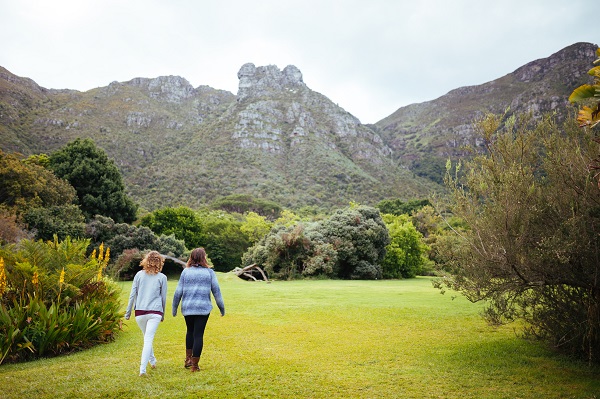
[
  {"xmin": 0, "ymin": 63, "xmax": 436, "ymax": 211},
  {"xmin": 1, "ymin": 42, "xmax": 595, "ymax": 210},
  {"xmin": 374, "ymin": 42, "xmax": 598, "ymax": 183}
]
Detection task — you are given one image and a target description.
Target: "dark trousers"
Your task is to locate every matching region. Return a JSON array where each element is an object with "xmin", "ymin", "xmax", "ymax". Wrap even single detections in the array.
[{"xmin": 184, "ymin": 314, "xmax": 210, "ymax": 358}]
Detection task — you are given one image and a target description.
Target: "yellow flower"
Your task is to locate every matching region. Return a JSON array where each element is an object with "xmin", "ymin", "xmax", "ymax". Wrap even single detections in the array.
[
  {"xmin": 0, "ymin": 257, "xmax": 6, "ymax": 296},
  {"xmin": 104, "ymin": 247, "xmax": 110, "ymax": 264},
  {"xmin": 32, "ymin": 271, "xmax": 39, "ymax": 286},
  {"xmin": 59, "ymin": 267, "xmax": 65, "ymax": 286},
  {"xmin": 91, "ymin": 249, "xmax": 97, "ymax": 259},
  {"xmin": 98, "ymin": 243, "xmax": 105, "ymax": 261}
]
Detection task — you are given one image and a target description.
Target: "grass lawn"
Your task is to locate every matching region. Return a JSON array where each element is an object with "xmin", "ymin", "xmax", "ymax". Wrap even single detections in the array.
[{"xmin": 1, "ymin": 274, "xmax": 599, "ymax": 398}]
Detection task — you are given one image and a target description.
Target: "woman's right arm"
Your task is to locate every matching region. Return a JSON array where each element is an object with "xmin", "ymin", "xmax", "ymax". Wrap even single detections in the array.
[
  {"xmin": 172, "ymin": 270, "xmax": 184, "ymax": 317},
  {"xmin": 124, "ymin": 272, "xmax": 139, "ymax": 320}
]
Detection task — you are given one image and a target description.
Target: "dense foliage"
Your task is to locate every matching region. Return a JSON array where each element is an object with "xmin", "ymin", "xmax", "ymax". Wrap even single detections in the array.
[
  {"xmin": 49, "ymin": 138, "xmax": 138, "ymax": 223},
  {"xmin": 0, "ymin": 149, "xmax": 85, "ymax": 241},
  {"xmin": 85, "ymin": 215, "xmax": 186, "ymax": 278},
  {"xmin": 210, "ymin": 194, "xmax": 282, "ymax": 220},
  {"xmin": 141, "ymin": 206, "xmax": 255, "ymax": 272},
  {"xmin": 436, "ymin": 113, "xmax": 600, "ymax": 363},
  {"xmin": 376, "ymin": 198, "xmax": 431, "ymax": 216},
  {"xmin": 380, "ymin": 214, "xmax": 428, "ymax": 279},
  {"xmin": 242, "ymin": 205, "xmax": 390, "ymax": 280},
  {"xmin": 0, "ymin": 150, "xmax": 76, "ymax": 211},
  {"xmin": 140, "ymin": 206, "xmax": 204, "ymax": 249},
  {"xmin": 0, "ymin": 237, "xmax": 122, "ymax": 364}
]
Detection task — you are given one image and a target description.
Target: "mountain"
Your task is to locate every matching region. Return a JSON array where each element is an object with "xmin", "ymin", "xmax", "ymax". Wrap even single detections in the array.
[
  {"xmin": 0, "ymin": 42, "xmax": 597, "ymax": 211},
  {"xmin": 374, "ymin": 42, "xmax": 598, "ymax": 183}
]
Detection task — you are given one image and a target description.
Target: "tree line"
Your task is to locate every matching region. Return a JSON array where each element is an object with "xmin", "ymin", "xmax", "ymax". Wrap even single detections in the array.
[{"xmin": 0, "ymin": 138, "xmax": 438, "ymax": 281}]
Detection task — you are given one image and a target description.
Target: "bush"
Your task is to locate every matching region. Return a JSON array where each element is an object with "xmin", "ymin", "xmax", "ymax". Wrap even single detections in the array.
[
  {"xmin": 23, "ymin": 205, "xmax": 85, "ymax": 241},
  {"xmin": 243, "ymin": 205, "xmax": 389, "ymax": 280},
  {"xmin": 437, "ymin": 114, "xmax": 600, "ymax": 362},
  {"xmin": 0, "ymin": 237, "xmax": 122, "ymax": 364},
  {"xmin": 381, "ymin": 214, "xmax": 428, "ymax": 279},
  {"xmin": 85, "ymin": 215, "xmax": 186, "ymax": 276}
]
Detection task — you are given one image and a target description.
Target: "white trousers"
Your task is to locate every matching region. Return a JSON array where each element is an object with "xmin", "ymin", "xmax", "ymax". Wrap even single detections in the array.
[{"xmin": 135, "ymin": 313, "xmax": 162, "ymax": 374}]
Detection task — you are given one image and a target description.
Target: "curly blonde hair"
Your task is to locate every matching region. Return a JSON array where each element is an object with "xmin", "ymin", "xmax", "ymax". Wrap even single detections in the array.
[{"xmin": 140, "ymin": 251, "xmax": 164, "ymax": 275}]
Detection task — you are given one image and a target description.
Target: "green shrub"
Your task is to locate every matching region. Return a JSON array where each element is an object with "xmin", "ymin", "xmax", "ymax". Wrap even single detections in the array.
[
  {"xmin": 0, "ymin": 237, "xmax": 122, "ymax": 365},
  {"xmin": 243, "ymin": 205, "xmax": 390, "ymax": 280}
]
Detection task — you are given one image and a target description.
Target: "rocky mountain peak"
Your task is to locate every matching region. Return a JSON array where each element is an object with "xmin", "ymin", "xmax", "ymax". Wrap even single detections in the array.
[
  {"xmin": 124, "ymin": 75, "xmax": 195, "ymax": 102},
  {"xmin": 513, "ymin": 42, "xmax": 597, "ymax": 83},
  {"xmin": 237, "ymin": 63, "xmax": 305, "ymax": 101}
]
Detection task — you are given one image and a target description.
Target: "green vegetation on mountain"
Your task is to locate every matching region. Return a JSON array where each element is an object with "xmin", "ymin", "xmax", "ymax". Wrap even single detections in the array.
[{"xmin": 375, "ymin": 42, "xmax": 599, "ymax": 183}]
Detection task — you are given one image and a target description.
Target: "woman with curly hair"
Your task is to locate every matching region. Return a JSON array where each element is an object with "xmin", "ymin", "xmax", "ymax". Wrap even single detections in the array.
[
  {"xmin": 172, "ymin": 247, "xmax": 225, "ymax": 372},
  {"xmin": 125, "ymin": 250, "xmax": 168, "ymax": 376}
]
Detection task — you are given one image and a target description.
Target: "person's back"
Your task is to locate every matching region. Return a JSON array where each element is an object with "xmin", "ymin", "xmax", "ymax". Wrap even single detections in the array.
[
  {"xmin": 124, "ymin": 251, "xmax": 167, "ymax": 376},
  {"xmin": 172, "ymin": 247, "xmax": 225, "ymax": 372},
  {"xmin": 174, "ymin": 266, "xmax": 224, "ymax": 316}
]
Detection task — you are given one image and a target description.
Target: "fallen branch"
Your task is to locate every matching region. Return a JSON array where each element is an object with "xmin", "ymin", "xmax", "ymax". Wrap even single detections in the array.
[
  {"xmin": 161, "ymin": 254, "xmax": 187, "ymax": 268},
  {"xmin": 231, "ymin": 263, "xmax": 270, "ymax": 283}
]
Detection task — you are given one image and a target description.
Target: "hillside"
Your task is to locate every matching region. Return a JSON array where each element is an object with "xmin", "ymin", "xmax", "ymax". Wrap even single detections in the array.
[
  {"xmin": 0, "ymin": 42, "xmax": 596, "ymax": 210},
  {"xmin": 0, "ymin": 63, "xmax": 438, "ymax": 211},
  {"xmin": 374, "ymin": 42, "xmax": 598, "ymax": 183}
]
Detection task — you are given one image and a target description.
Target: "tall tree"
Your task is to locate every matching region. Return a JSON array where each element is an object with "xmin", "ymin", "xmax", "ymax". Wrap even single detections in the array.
[
  {"xmin": 437, "ymin": 113, "xmax": 600, "ymax": 363},
  {"xmin": 49, "ymin": 138, "xmax": 137, "ymax": 223},
  {"xmin": 0, "ymin": 150, "xmax": 85, "ymax": 240},
  {"xmin": 140, "ymin": 206, "xmax": 203, "ymax": 249},
  {"xmin": 0, "ymin": 149, "xmax": 76, "ymax": 211}
]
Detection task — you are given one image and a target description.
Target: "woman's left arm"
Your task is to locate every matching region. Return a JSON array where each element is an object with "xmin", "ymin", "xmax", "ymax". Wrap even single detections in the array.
[{"xmin": 210, "ymin": 270, "xmax": 225, "ymax": 316}]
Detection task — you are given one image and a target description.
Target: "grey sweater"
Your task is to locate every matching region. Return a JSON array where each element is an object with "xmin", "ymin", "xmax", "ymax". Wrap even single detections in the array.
[
  {"xmin": 125, "ymin": 270, "xmax": 168, "ymax": 320},
  {"xmin": 172, "ymin": 266, "xmax": 225, "ymax": 317}
]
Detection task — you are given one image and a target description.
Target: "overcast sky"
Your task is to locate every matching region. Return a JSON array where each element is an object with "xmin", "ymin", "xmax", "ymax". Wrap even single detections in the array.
[{"xmin": 0, "ymin": 0, "xmax": 597, "ymax": 123}]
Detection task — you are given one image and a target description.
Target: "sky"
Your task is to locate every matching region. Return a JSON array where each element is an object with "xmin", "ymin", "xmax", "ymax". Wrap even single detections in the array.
[{"xmin": 0, "ymin": 0, "xmax": 597, "ymax": 124}]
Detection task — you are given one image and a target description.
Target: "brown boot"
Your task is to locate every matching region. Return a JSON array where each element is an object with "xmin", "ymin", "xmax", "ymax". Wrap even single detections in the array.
[
  {"xmin": 190, "ymin": 357, "xmax": 200, "ymax": 372},
  {"xmin": 184, "ymin": 349, "xmax": 193, "ymax": 368}
]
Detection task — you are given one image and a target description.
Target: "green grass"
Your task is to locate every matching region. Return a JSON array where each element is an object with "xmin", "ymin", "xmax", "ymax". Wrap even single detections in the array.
[{"xmin": 1, "ymin": 275, "xmax": 599, "ymax": 398}]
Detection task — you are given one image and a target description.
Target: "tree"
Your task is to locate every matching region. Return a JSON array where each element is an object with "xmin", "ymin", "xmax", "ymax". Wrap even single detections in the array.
[
  {"xmin": 86, "ymin": 215, "xmax": 186, "ymax": 256},
  {"xmin": 23, "ymin": 204, "xmax": 85, "ymax": 241},
  {"xmin": 0, "ymin": 150, "xmax": 85, "ymax": 240},
  {"xmin": 376, "ymin": 198, "xmax": 431, "ymax": 216},
  {"xmin": 240, "ymin": 211, "xmax": 273, "ymax": 244},
  {"xmin": 0, "ymin": 209, "xmax": 31, "ymax": 245},
  {"xmin": 242, "ymin": 222, "xmax": 336, "ymax": 280},
  {"xmin": 140, "ymin": 206, "xmax": 203, "ymax": 248},
  {"xmin": 242, "ymin": 205, "xmax": 389, "ymax": 280},
  {"xmin": 0, "ymin": 150, "xmax": 76, "ymax": 212},
  {"xmin": 196, "ymin": 210, "xmax": 250, "ymax": 272},
  {"xmin": 210, "ymin": 194, "xmax": 282, "ymax": 220},
  {"xmin": 48, "ymin": 138, "xmax": 137, "ymax": 223},
  {"xmin": 320, "ymin": 205, "xmax": 390, "ymax": 279},
  {"xmin": 569, "ymin": 47, "xmax": 600, "ymax": 187},
  {"xmin": 141, "ymin": 206, "xmax": 253, "ymax": 271},
  {"xmin": 381, "ymin": 214, "xmax": 428, "ymax": 279},
  {"xmin": 437, "ymin": 113, "xmax": 600, "ymax": 363}
]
